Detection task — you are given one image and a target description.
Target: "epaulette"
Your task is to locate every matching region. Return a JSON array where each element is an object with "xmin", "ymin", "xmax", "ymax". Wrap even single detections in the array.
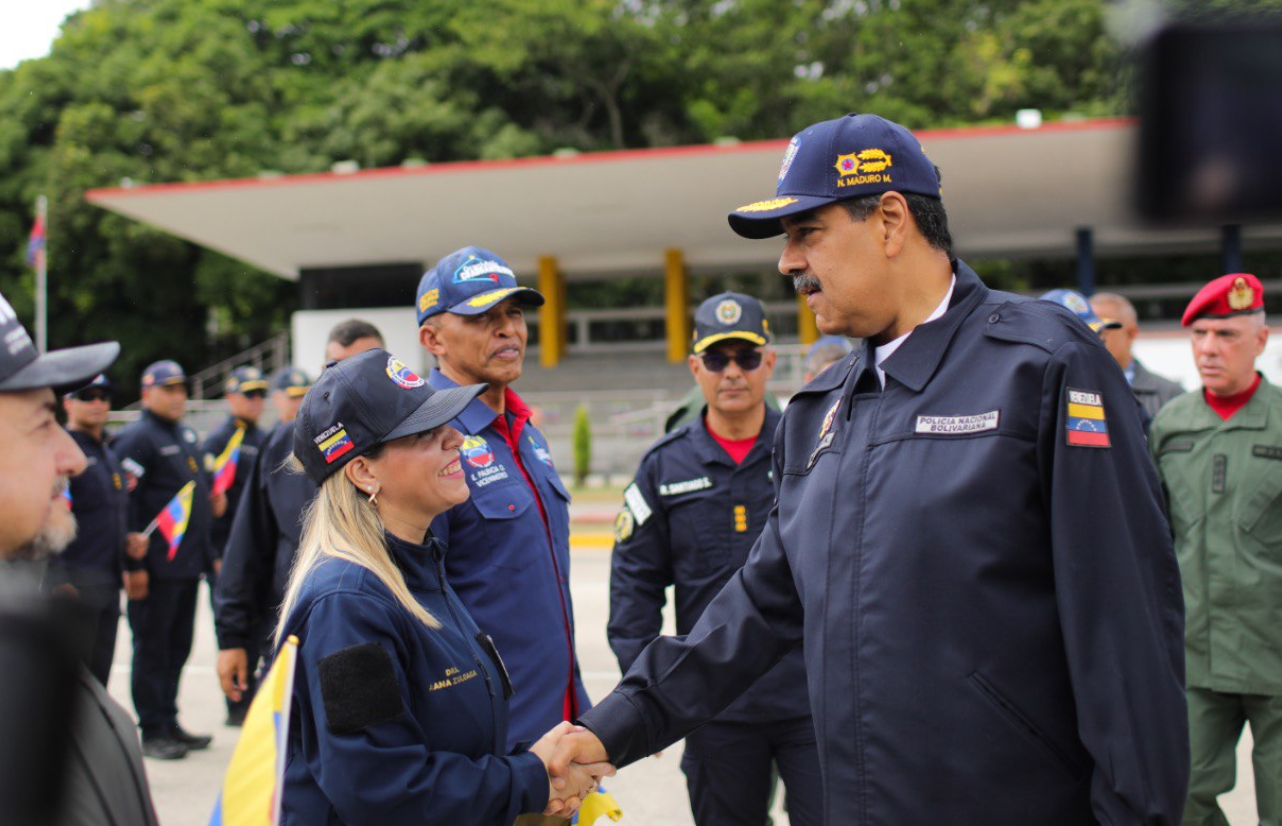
[
  {"xmin": 641, "ymin": 421, "xmax": 693, "ymax": 461},
  {"xmin": 982, "ymin": 292, "xmax": 1099, "ymax": 354}
]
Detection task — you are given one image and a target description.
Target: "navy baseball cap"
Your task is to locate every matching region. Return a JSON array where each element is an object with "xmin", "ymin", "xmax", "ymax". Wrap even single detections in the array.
[
  {"xmin": 692, "ymin": 292, "xmax": 772, "ymax": 354},
  {"xmin": 66, "ymin": 373, "xmax": 112, "ymax": 399},
  {"xmin": 728, "ymin": 113, "xmax": 942, "ymax": 240},
  {"xmin": 0, "ymin": 289, "xmax": 118, "ymax": 394},
  {"xmin": 293, "ymin": 348, "xmax": 487, "ymax": 484},
  {"xmin": 416, "ymin": 246, "xmax": 545, "ymax": 325},
  {"xmin": 225, "ymin": 365, "xmax": 269, "ymax": 395},
  {"xmin": 272, "ymin": 366, "xmax": 313, "ymax": 397},
  {"xmin": 140, "ymin": 360, "xmax": 187, "ymax": 388},
  {"xmin": 1039, "ymin": 289, "xmax": 1123, "ymax": 333}
]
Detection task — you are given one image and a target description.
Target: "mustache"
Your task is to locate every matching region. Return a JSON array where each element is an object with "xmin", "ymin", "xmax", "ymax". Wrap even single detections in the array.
[{"xmin": 793, "ymin": 275, "xmax": 821, "ymax": 294}]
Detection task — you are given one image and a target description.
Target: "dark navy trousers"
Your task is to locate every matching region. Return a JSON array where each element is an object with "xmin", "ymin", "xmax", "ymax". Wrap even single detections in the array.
[
  {"xmin": 681, "ymin": 716, "xmax": 823, "ymax": 826},
  {"xmin": 127, "ymin": 578, "xmax": 198, "ymax": 738}
]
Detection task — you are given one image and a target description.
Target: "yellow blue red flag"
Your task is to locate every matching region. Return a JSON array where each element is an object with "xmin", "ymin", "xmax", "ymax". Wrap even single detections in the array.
[
  {"xmin": 147, "ymin": 480, "xmax": 195, "ymax": 561},
  {"xmin": 212, "ymin": 425, "xmax": 246, "ymax": 497},
  {"xmin": 208, "ymin": 635, "xmax": 299, "ymax": 826}
]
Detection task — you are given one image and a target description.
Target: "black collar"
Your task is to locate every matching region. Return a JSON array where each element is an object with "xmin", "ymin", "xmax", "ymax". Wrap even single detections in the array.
[{"xmin": 877, "ymin": 260, "xmax": 989, "ymax": 393}]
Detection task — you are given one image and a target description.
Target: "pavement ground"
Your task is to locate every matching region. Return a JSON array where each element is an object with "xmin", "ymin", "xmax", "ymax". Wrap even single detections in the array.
[{"xmin": 105, "ymin": 532, "xmax": 1258, "ymax": 826}]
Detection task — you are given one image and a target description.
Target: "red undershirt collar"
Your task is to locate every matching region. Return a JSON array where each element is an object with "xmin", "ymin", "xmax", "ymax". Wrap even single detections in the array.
[{"xmin": 1204, "ymin": 373, "xmax": 1261, "ymax": 421}]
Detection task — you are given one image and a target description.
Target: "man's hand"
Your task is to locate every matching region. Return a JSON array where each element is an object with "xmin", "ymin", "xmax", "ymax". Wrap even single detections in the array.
[
  {"xmin": 211, "ymin": 491, "xmax": 228, "ymax": 518},
  {"xmin": 124, "ymin": 570, "xmax": 149, "ymax": 601},
  {"xmin": 212, "ymin": 558, "xmax": 223, "ymax": 576},
  {"xmin": 218, "ymin": 648, "xmax": 250, "ymax": 702},
  {"xmin": 530, "ymin": 722, "xmax": 615, "ymax": 818},
  {"xmin": 125, "ymin": 532, "xmax": 148, "ymax": 561}
]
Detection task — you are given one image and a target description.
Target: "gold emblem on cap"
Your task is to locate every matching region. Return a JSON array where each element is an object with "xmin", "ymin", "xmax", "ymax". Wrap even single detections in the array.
[
  {"xmin": 857, "ymin": 148, "xmax": 892, "ymax": 172},
  {"xmin": 716, "ymin": 300, "xmax": 742, "ymax": 325},
  {"xmin": 736, "ymin": 197, "xmax": 798, "ymax": 213},
  {"xmin": 1228, "ymin": 277, "xmax": 1255, "ymax": 311}
]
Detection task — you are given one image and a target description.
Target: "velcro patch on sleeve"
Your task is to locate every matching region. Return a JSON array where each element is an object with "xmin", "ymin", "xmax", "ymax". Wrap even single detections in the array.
[
  {"xmin": 1065, "ymin": 387, "xmax": 1110, "ymax": 448},
  {"xmin": 623, "ymin": 483, "xmax": 652, "ymax": 526},
  {"xmin": 318, "ymin": 642, "xmax": 405, "ymax": 735}
]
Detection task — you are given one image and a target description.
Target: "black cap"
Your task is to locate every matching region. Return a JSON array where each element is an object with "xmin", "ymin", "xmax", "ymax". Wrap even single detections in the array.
[
  {"xmin": 0, "ymin": 290, "xmax": 118, "ymax": 394},
  {"xmin": 224, "ymin": 365, "xmax": 269, "ymax": 395},
  {"xmin": 271, "ymin": 366, "xmax": 313, "ymax": 397},
  {"xmin": 293, "ymin": 348, "xmax": 487, "ymax": 484},
  {"xmin": 692, "ymin": 292, "xmax": 772, "ymax": 354},
  {"xmin": 66, "ymin": 373, "xmax": 112, "ymax": 399}
]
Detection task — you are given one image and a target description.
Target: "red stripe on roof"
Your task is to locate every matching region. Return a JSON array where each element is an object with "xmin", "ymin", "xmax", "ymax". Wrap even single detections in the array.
[{"xmin": 85, "ymin": 118, "xmax": 1136, "ymax": 202}]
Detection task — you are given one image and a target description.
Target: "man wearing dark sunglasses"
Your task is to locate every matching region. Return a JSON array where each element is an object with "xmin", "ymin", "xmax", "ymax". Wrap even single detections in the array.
[
  {"xmin": 200, "ymin": 365, "xmax": 268, "ymax": 725},
  {"xmin": 49, "ymin": 374, "xmax": 147, "ymax": 686},
  {"xmin": 608, "ymin": 292, "xmax": 821, "ymax": 826}
]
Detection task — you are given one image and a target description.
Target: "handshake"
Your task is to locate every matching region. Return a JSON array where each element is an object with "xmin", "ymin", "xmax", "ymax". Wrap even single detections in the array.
[{"xmin": 528, "ymin": 722, "xmax": 616, "ymax": 818}]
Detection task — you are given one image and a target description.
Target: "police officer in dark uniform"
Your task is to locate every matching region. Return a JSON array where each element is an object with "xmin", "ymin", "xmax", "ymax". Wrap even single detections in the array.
[
  {"xmin": 114, "ymin": 360, "xmax": 220, "ymax": 759},
  {"xmin": 610, "ymin": 293, "xmax": 820, "ymax": 826},
  {"xmin": 550, "ymin": 113, "xmax": 1189, "ymax": 825},
  {"xmin": 276, "ymin": 348, "xmax": 606, "ymax": 824},
  {"xmin": 213, "ymin": 367, "xmax": 312, "ymax": 724},
  {"xmin": 201, "ymin": 365, "xmax": 268, "ymax": 724},
  {"xmin": 49, "ymin": 374, "xmax": 147, "ymax": 686}
]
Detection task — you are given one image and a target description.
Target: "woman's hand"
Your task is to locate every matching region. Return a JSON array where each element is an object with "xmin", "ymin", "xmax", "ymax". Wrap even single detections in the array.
[{"xmin": 529, "ymin": 722, "xmax": 616, "ymax": 817}]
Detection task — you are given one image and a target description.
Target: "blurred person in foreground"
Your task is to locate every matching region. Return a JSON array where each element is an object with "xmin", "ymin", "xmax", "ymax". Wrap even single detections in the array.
[
  {"xmin": 1149, "ymin": 273, "xmax": 1282, "ymax": 826},
  {"xmin": 215, "ymin": 321, "xmax": 383, "ymax": 721},
  {"xmin": 275, "ymin": 348, "xmax": 610, "ymax": 824},
  {"xmin": 114, "ymin": 359, "xmax": 222, "ymax": 759},
  {"xmin": 417, "ymin": 249, "xmax": 592, "ymax": 764},
  {"xmin": 610, "ymin": 292, "xmax": 820, "ymax": 826},
  {"xmin": 803, "ymin": 334, "xmax": 852, "ymax": 382},
  {"xmin": 49, "ymin": 374, "xmax": 147, "ymax": 686},
  {"xmin": 1090, "ymin": 291, "xmax": 1185, "ymax": 419},
  {"xmin": 549, "ymin": 112, "xmax": 1188, "ymax": 825},
  {"xmin": 0, "ymin": 288, "xmax": 157, "ymax": 826}
]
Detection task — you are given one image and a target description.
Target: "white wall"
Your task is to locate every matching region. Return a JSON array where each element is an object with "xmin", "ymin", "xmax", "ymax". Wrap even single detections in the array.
[
  {"xmin": 1133, "ymin": 326, "xmax": 1282, "ymax": 392},
  {"xmin": 291, "ymin": 307, "xmax": 426, "ymax": 374}
]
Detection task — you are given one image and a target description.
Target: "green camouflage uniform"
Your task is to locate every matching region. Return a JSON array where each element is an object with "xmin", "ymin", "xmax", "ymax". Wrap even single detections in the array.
[{"xmin": 1151, "ymin": 375, "xmax": 1282, "ymax": 826}]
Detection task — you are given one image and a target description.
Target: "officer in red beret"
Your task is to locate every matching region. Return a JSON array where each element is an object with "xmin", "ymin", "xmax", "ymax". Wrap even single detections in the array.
[{"xmin": 1149, "ymin": 272, "xmax": 1281, "ymax": 826}]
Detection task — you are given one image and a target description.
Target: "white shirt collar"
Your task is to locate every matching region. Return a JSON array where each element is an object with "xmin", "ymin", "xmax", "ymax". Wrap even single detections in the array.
[{"xmin": 874, "ymin": 276, "xmax": 957, "ymax": 388}]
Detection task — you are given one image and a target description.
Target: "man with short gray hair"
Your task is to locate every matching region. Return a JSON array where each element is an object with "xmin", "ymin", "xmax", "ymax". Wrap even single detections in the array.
[{"xmin": 1090, "ymin": 292, "xmax": 1184, "ymax": 419}]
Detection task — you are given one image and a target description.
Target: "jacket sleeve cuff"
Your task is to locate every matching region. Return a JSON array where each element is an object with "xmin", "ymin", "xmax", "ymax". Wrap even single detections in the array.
[
  {"xmin": 508, "ymin": 749, "xmax": 550, "ymax": 816},
  {"xmin": 577, "ymin": 691, "xmax": 650, "ymax": 769}
]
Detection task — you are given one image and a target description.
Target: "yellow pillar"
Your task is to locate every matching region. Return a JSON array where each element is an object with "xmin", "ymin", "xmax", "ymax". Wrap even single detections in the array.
[
  {"xmin": 797, "ymin": 292, "xmax": 819, "ymax": 346},
  {"xmin": 538, "ymin": 255, "xmax": 565, "ymax": 368},
  {"xmin": 665, "ymin": 248, "xmax": 690, "ymax": 363}
]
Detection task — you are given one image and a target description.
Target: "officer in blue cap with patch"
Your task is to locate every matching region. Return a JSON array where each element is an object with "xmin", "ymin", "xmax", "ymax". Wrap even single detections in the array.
[
  {"xmin": 200, "ymin": 365, "xmax": 269, "ymax": 723},
  {"xmin": 275, "ymin": 347, "xmax": 609, "ymax": 825},
  {"xmin": 114, "ymin": 359, "xmax": 221, "ymax": 759},
  {"xmin": 49, "ymin": 373, "xmax": 148, "ymax": 687},
  {"xmin": 550, "ymin": 113, "xmax": 1190, "ymax": 825},
  {"xmin": 416, "ymin": 248, "xmax": 592, "ymax": 791},
  {"xmin": 269, "ymin": 365, "xmax": 312, "ymax": 426},
  {"xmin": 610, "ymin": 292, "xmax": 821, "ymax": 826}
]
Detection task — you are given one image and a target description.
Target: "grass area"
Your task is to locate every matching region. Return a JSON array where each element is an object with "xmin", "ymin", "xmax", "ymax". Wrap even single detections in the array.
[{"xmin": 567, "ymin": 485, "xmax": 625, "ymax": 505}]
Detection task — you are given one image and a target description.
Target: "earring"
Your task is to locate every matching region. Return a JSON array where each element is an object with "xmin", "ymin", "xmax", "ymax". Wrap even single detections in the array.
[{"xmin": 367, "ymin": 487, "xmax": 379, "ymax": 507}]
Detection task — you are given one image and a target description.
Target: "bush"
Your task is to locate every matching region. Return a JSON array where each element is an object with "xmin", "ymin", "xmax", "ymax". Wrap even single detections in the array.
[{"xmin": 572, "ymin": 404, "xmax": 592, "ymax": 488}]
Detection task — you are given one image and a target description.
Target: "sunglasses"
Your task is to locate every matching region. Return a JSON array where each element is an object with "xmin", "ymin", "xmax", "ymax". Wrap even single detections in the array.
[
  {"xmin": 700, "ymin": 350, "xmax": 764, "ymax": 372},
  {"xmin": 242, "ymin": 389, "xmax": 267, "ymax": 399},
  {"xmin": 75, "ymin": 390, "xmax": 112, "ymax": 403}
]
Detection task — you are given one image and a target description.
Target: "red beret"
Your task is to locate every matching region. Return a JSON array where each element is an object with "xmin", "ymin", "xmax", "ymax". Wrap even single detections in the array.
[{"xmin": 1181, "ymin": 273, "xmax": 1265, "ymax": 327}]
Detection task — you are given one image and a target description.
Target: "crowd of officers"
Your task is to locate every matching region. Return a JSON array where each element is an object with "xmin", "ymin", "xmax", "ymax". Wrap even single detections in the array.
[{"xmin": 11, "ymin": 111, "xmax": 1281, "ymax": 826}]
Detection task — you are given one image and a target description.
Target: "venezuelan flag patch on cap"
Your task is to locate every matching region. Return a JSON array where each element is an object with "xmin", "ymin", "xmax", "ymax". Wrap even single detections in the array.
[{"xmin": 1065, "ymin": 388, "xmax": 1109, "ymax": 448}]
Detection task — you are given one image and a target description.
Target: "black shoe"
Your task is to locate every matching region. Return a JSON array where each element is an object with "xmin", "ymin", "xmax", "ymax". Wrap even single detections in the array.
[
  {"xmin": 225, "ymin": 707, "xmax": 247, "ymax": 728},
  {"xmin": 172, "ymin": 726, "xmax": 212, "ymax": 750},
  {"xmin": 142, "ymin": 736, "xmax": 188, "ymax": 760}
]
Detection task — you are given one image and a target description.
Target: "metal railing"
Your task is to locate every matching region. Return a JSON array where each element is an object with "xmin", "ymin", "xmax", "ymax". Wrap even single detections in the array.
[{"xmin": 187, "ymin": 332, "xmax": 291, "ymax": 400}]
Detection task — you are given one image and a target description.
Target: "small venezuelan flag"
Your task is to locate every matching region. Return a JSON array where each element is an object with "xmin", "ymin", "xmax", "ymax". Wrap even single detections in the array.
[
  {"xmin": 574, "ymin": 788, "xmax": 623, "ymax": 825},
  {"xmin": 26, "ymin": 211, "xmax": 45, "ymax": 269},
  {"xmin": 212, "ymin": 426, "xmax": 246, "ymax": 497},
  {"xmin": 1065, "ymin": 388, "xmax": 1110, "ymax": 448},
  {"xmin": 154, "ymin": 481, "xmax": 196, "ymax": 561},
  {"xmin": 208, "ymin": 635, "xmax": 299, "ymax": 826},
  {"xmin": 319, "ymin": 427, "xmax": 354, "ymax": 464}
]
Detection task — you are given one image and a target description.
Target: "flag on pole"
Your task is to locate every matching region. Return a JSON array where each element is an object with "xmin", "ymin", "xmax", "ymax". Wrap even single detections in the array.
[
  {"xmin": 208, "ymin": 635, "xmax": 299, "ymax": 826},
  {"xmin": 26, "ymin": 209, "xmax": 45, "ymax": 269},
  {"xmin": 574, "ymin": 789, "xmax": 623, "ymax": 825},
  {"xmin": 148, "ymin": 480, "xmax": 195, "ymax": 561},
  {"xmin": 211, "ymin": 425, "xmax": 246, "ymax": 497}
]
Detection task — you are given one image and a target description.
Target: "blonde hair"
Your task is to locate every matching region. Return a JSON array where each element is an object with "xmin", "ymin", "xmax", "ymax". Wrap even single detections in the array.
[{"xmin": 275, "ymin": 456, "xmax": 439, "ymax": 644}]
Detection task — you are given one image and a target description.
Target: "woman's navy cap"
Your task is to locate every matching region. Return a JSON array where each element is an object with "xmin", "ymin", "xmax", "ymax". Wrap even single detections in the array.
[
  {"xmin": 416, "ymin": 246, "xmax": 545, "ymax": 326},
  {"xmin": 0, "ymin": 288, "xmax": 118, "ymax": 395},
  {"xmin": 293, "ymin": 348, "xmax": 487, "ymax": 484},
  {"xmin": 728, "ymin": 113, "xmax": 943, "ymax": 240}
]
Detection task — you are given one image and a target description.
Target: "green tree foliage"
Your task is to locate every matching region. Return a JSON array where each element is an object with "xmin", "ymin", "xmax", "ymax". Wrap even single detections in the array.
[{"xmin": 0, "ymin": 0, "xmax": 1127, "ymax": 394}]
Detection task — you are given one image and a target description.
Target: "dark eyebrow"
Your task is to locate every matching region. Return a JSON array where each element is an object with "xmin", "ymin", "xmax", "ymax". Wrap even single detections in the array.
[{"xmin": 782, "ymin": 209, "xmax": 821, "ymax": 228}]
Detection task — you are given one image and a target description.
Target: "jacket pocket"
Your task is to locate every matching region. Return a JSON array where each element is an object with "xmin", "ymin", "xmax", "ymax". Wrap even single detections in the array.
[
  {"xmin": 968, "ymin": 671, "xmax": 1084, "ymax": 779},
  {"xmin": 1236, "ymin": 455, "xmax": 1282, "ymax": 543},
  {"xmin": 472, "ymin": 485, "xmax": 536, "ymax": 571}
]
